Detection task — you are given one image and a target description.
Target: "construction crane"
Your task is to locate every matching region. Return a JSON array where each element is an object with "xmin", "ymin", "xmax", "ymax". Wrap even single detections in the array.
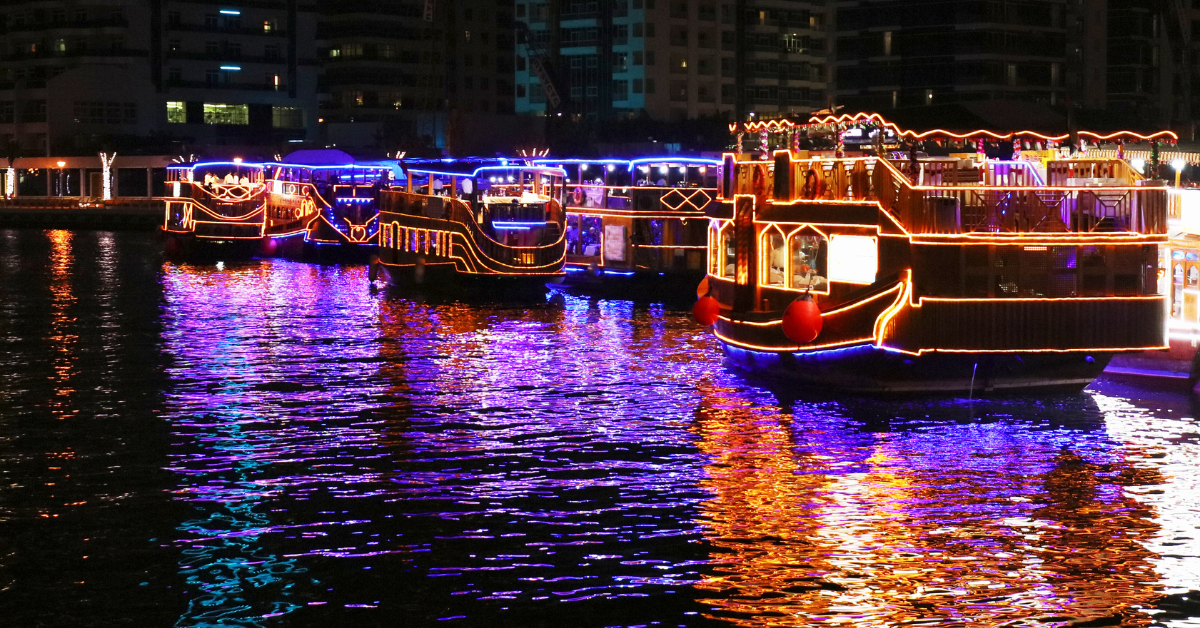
[{"xmin": 515, "ymin": 21, "xmax": 561, "ymax": 110}]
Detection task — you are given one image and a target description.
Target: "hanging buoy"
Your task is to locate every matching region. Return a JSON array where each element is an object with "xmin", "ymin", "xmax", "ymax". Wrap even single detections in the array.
[
  {"xmin": 782, "ymin": 294, "xmax": 822, "ymax": 343},
  {"xmin": 693, "ymin": 295, "xmax": 720, "ymax": 326},
  {"xmin": 260, "ymin": 237, "xmax": 278, "ymax": 256},
  {"xmin": 164, "ymin": 236, "xmax": 180, "ymax": 257},
  {"xmin": 695, "ymin": 276, "xmax": 710, "ymax": 299}
]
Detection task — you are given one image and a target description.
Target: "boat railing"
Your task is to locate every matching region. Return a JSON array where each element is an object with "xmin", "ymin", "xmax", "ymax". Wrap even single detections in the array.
[
  {"xmin": 566, "ymin": 184, "xmax": 715, "ymax": 213},
  {"xmin": 729, "ymin": 155, "xmax": 1168, "ymax": 235},
  {"xmin": 381, "ymin": 190, "xmax": 565, "ymax": 269}
]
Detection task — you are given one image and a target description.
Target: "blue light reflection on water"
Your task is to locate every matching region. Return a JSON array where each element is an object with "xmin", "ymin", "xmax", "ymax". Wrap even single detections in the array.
[
  {"xmin": 5, "ymin": 231, "xmax": 1199, "ymax": 627},
  {"xmin": 149, "ymin": 257, "xmax": 1200, "ymax": 627}
]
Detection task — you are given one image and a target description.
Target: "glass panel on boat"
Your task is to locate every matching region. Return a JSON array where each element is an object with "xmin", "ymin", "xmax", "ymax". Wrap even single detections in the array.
[
  {"xmin": 721, "ymin": 229, "xmax": 736, "ymax": 278},
  {"xmin": 763, "ymin": 230, "xmax": 786, "ymax": 286},
  {"xmin": 827, "ymin": 235, "xmax": 876, "ymax": 285},
  {"xmin": 566, "ymin": 216, "xmax": 580, "ymax": 254},
  {"xmin": 789, "ymin": 234, "xmax": 826, "ymax": 290},
  {"xmin": 581, "ymin": 217, "xmax": 602, "ymax": 256}
]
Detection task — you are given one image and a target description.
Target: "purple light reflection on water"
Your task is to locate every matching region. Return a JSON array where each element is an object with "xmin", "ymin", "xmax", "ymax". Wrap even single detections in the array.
[{"xmin": 120, "ymin": 249, "xmax": 1200, "ymax": 626}]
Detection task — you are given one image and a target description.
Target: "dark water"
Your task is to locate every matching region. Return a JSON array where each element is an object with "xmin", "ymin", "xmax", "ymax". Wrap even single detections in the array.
[{"xmin": 2, "ymin": 230, "xmax": 1200, "ymax": 628}]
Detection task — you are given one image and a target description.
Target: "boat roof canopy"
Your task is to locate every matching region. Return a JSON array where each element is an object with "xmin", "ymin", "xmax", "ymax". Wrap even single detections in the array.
[{"xmin": 281, "ymin": 148, "xmax": 356, "ymax": 166}]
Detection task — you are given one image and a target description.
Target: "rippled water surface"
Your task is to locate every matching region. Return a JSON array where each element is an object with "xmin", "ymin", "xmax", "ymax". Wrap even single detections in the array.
[{"xmin": 2, "ymin": 229, "xmax": 1200, "ymax": 627}]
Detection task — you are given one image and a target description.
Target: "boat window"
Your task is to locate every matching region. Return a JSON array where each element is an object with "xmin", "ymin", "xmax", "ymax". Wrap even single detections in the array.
[
  {"xmin": 650, "ymin": 220, "xmax": 664, "ymax": 245},
  {"xmin": 1189, "ymin": 251, "xmax": 1200, "ymax": 262},
  {"xmin": 721, "ymin": 228, "xmax": 736, "ymax": 278},
  {"xmin": 1172, "ymin": 249, "xmax": 1186, "ymax": 261},
  {"xmin": 709, "ymin": 226, "xmax": 719, "ymax": 275},
  {"xmin": 789, "ymin": 234, "xmax": 827, "ymax": 290},
  {"xmin": 581, "ymin": 216, "xmax": 602, "ymax": 256},
  {"xmin": 1175, "ymin": 262, "xmax": 1184, "ymax": 284},
  {"xmin": 762, "ymin": 230, "xmax": 786, "ymax": 286},
  {"xmin": 1189, "ymin": 266, "xmax": 1199, "ymax": 287},
  {"xmin": 566, "ymin": 215, "xmax": 580, "ymax": 254},
  {"xmin": 828, "ymin": 235, "xmax": 876, "ymax": 284}
]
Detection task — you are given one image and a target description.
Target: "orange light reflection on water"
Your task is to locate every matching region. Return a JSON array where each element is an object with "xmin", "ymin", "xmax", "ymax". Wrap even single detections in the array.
[{"xmin": 692, "ymin": 384, "xmax": 1166, "ymax": 627}]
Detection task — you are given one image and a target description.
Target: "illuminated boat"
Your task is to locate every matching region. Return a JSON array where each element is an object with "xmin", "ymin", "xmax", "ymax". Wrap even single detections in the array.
[
  {"xmin": 534, "ymin": 157, "xmax": 719, "ymax": 300},
  {"xmin": 261, "ymin": 150, "xmax": 397, "ymax": 261},
  {"xmin": 1106, "ymin": 184, "xmax": 1200, "ymax": 385},
  {"xmin": 163, "ymin": 160, "xmax": 268, "ymax": 258},
  {"xmin": 704, "ymin": 113, "xmax": 1170, "ymax": 393},
  {"xmin": 374, "ymin": 160, "xmax": 567, "ymax": 293}
]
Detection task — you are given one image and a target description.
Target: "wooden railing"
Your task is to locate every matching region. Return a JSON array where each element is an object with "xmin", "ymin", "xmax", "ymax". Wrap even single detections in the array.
[{"xmin": 732, "ymin": 156, "xmax": 1169, "ymax": 236}]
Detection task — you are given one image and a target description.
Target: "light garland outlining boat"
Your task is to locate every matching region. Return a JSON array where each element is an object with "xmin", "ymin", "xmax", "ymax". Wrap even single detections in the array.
[
  {"xmin": 533, "ymin": 156, "xmax": 720, "ymax": 300},
  {"xmin": 162, "ymin": 160, "xmax": 270, "ymax": 259},
  {"xmin": 372, "ymin": 159, "xmax": 568, "ymax": 295},
  {"xmin": 699, "ymin": 113, "xmax": 1171, "ymax": 394}
]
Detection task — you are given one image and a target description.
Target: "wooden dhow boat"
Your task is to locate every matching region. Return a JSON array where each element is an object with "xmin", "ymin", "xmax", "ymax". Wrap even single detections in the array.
[
  {"xmin": 373, "ymin": 160, "xmax": 568, "ymax": 294},
  {"xmin": 699, "ymin": 113, "xmax": 1170, "ymax": 393},
  {"xmin": 534, "ymin": 157, "xmax": 719, "ymax": 300}
]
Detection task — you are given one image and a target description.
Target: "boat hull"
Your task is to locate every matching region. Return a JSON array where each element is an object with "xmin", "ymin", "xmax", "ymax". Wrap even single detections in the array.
[
  {"xmin": 162, "ymin": 230, "xmax": 259, "ymax": 262},
  {"xmin": 377, "ymin": 260, "xmax": 555, "ymax": 299},
  {"xmin": 556, "ymin": 266, "xmax": 704, "ymax": 304},
  {"xmin": 722, "ymin": 342, "xmax": 1112, "ymax": 394}
]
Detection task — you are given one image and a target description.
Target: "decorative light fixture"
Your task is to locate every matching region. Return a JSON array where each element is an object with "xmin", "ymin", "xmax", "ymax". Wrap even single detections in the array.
[{"xmin": 99, "ymin": 152, "xmax": 116, "ymax": 200}]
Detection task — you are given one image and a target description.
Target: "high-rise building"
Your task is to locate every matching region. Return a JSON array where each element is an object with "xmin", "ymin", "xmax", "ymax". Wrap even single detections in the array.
[
  {"xmin": 733, "ymin": 0, "xmax": 828, "ymax": 119},
  {"xmin": 832, "ymin": 1, "xmax": 1067, "ymax": 111},
  {"xmin": 0, "ymin": 0, "xmax": 318, "ymax": 156},
  {"xmin": 513, "ymin": 0, "xmax": 827, "ymax": 123},
  {"xmin": 317, "ymin": 0, "xmax": 531, "ymax": 155}
]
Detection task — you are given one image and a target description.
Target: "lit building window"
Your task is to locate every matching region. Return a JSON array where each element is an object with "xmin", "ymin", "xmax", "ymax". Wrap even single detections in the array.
[
  {"xmin": 271, "ymin": 106, "xmax": 303, "ymax": 128},
  {"xmin": 202, "ymin": 103, "xmax": 249, "ymax": 125},
  {"xmin": 167, "ymin": 102, "xmax": 186, "ymax": 124}
]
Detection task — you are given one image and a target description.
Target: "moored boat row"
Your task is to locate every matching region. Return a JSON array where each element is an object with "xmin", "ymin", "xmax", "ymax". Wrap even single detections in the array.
[{"xmin": 149, "ymin": 111, "xmax": 1192, "ymax": 394}]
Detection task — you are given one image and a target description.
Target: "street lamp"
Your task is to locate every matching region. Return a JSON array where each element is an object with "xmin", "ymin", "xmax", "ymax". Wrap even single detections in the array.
[
  {"xmin": 1173, "ymin": 158, "xmax": 1186, "ymax": 188},
  {"xmin": 1131, "ymin": 158, "xmax": 1146, "ymax": 177},
  {"xmin": 55, "ymin": 160, "xmax": 65, "ymax": 196}
]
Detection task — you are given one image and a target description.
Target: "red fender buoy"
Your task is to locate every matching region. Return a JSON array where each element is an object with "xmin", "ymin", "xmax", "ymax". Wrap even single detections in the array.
[
  {"xmin": 693, "ymin": 295, "xmax": 720, "ymax": 326},
  {"xmin": 695, "ymin": 276, "xmax": 710, "ymax": 299},
  {"xmin": 260, "ymin": 237, "xmax": 278, "ymax": 256},
  {"xmin": 782, "ymin": 295, "xmax": 822, "ymax": 343}
]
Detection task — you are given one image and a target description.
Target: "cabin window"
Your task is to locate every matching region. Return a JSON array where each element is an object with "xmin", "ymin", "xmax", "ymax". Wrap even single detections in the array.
[
  {"xmin": 650, "ymin": 219, "xmax": 664, "ymax": 245},
  {"xmin": 721, "ymin": 228, "xmax": 736, "ymax": 278},
  {"xmin": 828, "ymin": 235, "xmax": 877, "ymax": 284},
  {"xmin": 1189, "ymin": 266, "xmax": 1198, "ymax": 287},
  {"xmin": 567, "ymin": 216, "xmax": 580, "ymax": 254},
  {"xmin": 708, "ymin": 226, "xmax": 719, "ymax": 275},
  {"xmin": 1175, "ymin": 262, "xmax": 1185, "ymax": 284},
  {"xmin": 762, "ymin": 229, "xmax": 786, "ymax": 286},
  {"xmin": 581, "ymin": 217, "xmax": 602, "ymax": 256},
  {"xmin": 789, "ymin": 234, "xmax": 826, "ymax": 290}
]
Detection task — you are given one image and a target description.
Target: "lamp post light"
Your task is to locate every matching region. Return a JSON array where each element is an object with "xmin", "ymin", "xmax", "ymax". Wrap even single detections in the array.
[
  {"xmin": 1173, "ymin": 158, "xmax": 1186, "ymax": 188},
  {"xmin": 55, "ymin": 160, "xmax": 65, "ymax": 196},
  {"xmin": 1131, "ymin": 158, "xmax": 1146, "ymax": 177}
]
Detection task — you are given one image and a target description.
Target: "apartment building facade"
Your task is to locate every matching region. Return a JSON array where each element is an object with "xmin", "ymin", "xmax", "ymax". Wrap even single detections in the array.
[
  {"xmin": 832, "ymin": 0, "xmax": 1068, "ymax": 111},
  {"xmin": 0, "ymin": 0, "xmax": 318, "ymax": 156},
  {"xmin": 513, "ymin": 0, "xmax": 828, "ymax": 122},
  {"xmin": 318, "ymin": 0, "xmax": 520, "ymax": 152}
]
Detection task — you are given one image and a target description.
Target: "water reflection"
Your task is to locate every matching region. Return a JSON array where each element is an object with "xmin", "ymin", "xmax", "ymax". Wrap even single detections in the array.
[
  {"xmin": 693, "ymin": 389, "xmax": 1172, "ymax": 627},
  {"xmin": 5, "ymin": 231, "xmax": 1200, "ymax": 627},
  {"xmin": 161, "ymin": 261, "xmax": 386, "ymax": 626},
  {"xmin": 47, "ymin": 230, "xmax": 77, "ymax": 418}
]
